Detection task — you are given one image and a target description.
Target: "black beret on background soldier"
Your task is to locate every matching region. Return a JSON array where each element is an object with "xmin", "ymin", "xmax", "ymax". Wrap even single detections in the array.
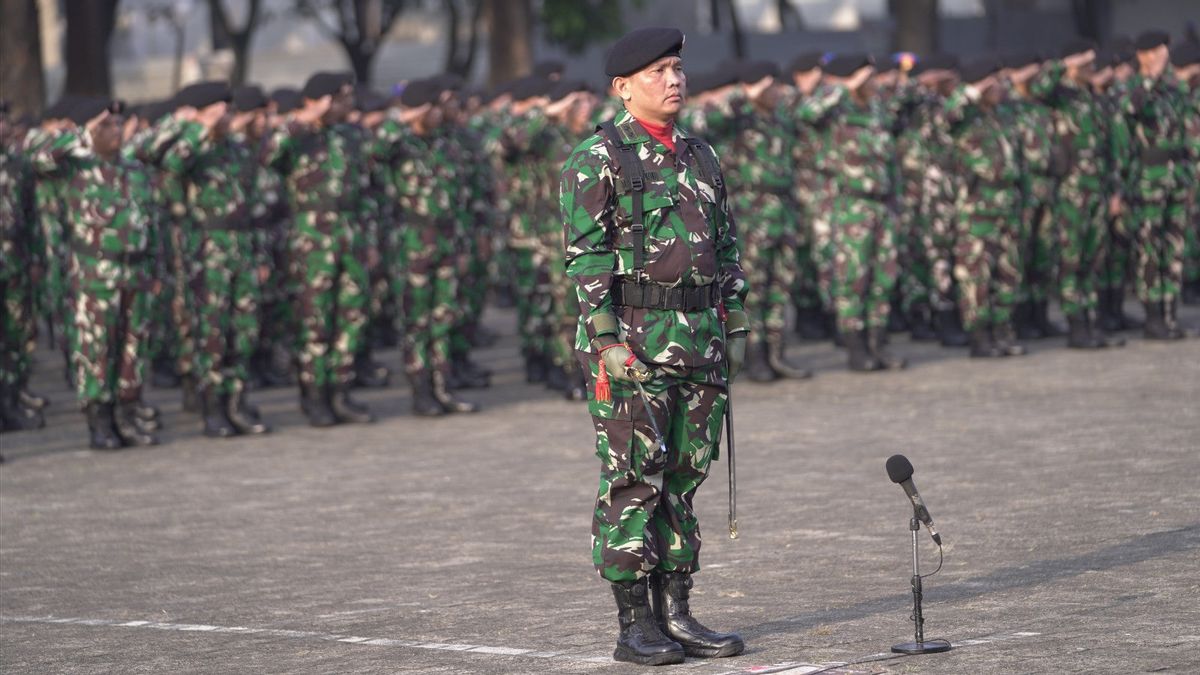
[{"xmin": 559, "ymin": 26, "xmax": 748, "ymax": 666}]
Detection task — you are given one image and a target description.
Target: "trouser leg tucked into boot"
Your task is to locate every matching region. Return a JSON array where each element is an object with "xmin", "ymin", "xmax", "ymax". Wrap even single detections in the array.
[
  {"xmin": 845, "ymin": 330, "xmax": 881, "ymax": 372},
  {"xmin": 744, "ymin": 340, "xmax": 777, "ymax": 383},
  {"xmin": 611, "ymin": 579, "xmax": 685, "ymax": 666},
  {"xmin": 766, "ymin": 333, "xmax": 812, "ymax": 380},
  {"xmin": 650, "ymin": 572, "xmax": 745, "ymax": 659},
  {"xmin": 866, "ymin": 328, "xmax": 907, "ymax": 370}
]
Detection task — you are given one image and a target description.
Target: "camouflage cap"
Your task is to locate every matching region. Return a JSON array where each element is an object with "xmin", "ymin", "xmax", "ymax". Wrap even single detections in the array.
[{"xmin": 604, "ymin": 27, "xmax": 685, "ymax": 77}]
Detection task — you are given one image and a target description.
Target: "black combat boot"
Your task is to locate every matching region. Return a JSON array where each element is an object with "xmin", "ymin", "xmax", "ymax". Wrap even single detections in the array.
[
  {"xmin": 1183, "ymin": 279, "xmax": 1200, "ymax": 306},
  {"xmin": 969, "ymin": 326, "xmax": 1003, "ymax": 358},
  {"xmin": 180, "ymin": 373, "xmax": 200, "ymax": 413},
  {"xmin": 262, "ymin": 344, "xmax": 296, "ymax": 387},
  {"xmin": 452, "ymin": 353, "xmax": 492, "ymax": 389},
  {"xmin": 1111, "ymin": 287, "xmax": 1142, "ymax": 330},
  {"xmin": 113, "ymin": 401, "xmax": 159, "ymax": 446},
  {"xmin": 1090, "ymin": 310, "xmax": 1126, "ymax": 348},
  {"xmin": 86, "ymin": 402, "xmax": 123, "ymax": 450},
  {"xmin": 410, "ymin": 373, "xmax": 446, "ymax": 417},
  {"xmin": 992, "ymin": 322, "xmax": 1027, "ymax": 356},
  {"xmin": 1013, "ymin": 301, "xmax": 1043, "ymax": 340},
  {"xmin": 650, "ymin": 572, "xmax": 745, "ymax": 659},
  {"xmin": 1097, "ymin": 288, "xmax": 1123, "ymax": 333},
  {"xmin": 744, "ymin": 340, "xmax": 777, "ymax": 382},
  {"xmin": 432, "ymin": 371, "xmax": 480, "ymax": 413},
  {"xmin": 524, "ymin": 350, "xmax": 548, "ymax": 384},
  {"xmin": 793, "ymin": 305, "xmax": 830, "ymax": 340},
  {"xmin": 226, "ymin": 389, "xmax": 270, "ymax": 434},
  {"xmin": 151, "ymin": 355, "xmax": 180, "ymax": 389},
  {"xmin": 887, "ymin": 298, "xmax": 909, "ymax": 333},
  {"xmin": 201, "ymin": 388, "xmax": 239, "ymax": 438},
  {"xmin": 845, "ymin": 330, "xmax": 881, "ymax": 372},
  {"xmin": 766, "ymin": 333, "xmax": 812, "ymax": 379},
  {"xmin": 133, "ymin": 398, "xmax": 161, "ymax": 431},
  {"xmin": 330, "ymin": 384, "xmax": 375, "ymax": 423},
  {"xmin": 935, "ymin": 309, "xmax": 969, "ymax": 347},
  {"xmin": 1033, "ymin": 300, "xmax": 1066, "ymax": 337},
  {"xmin": 867, "ymin": 328, "xmax": 907, "ymax": 370},
  {"xmin": 300, "ymin": 382, "xmax": 338, "ymax": 427},
  {"xmin": 610, "ymin": 579, "xmax": 685, "ymax": 666},
  {"xmin": 1, "ymin": 382, "xmax": 44, "ymax": 431},
  {"xmin": 1143, "ymin": 300, "xmax": 1185, "ymax": 340},
  {"xmin": 17, "ymin": 373, "xmax": 48, "ymax": 410},
  {"xmin": 1066, "ymin": 313, "xmax": 1102, "ymax": 349},
  {"xmin": 544, "ymin": 360, "xmax": 569, "ymax": 391},
  {"xmin": 353, "ymin": 351, "xmax": 391, "ymax": 389},
  {"xmin": 907, "ymin": 304, "xmax": 938, "ymax": 342}
]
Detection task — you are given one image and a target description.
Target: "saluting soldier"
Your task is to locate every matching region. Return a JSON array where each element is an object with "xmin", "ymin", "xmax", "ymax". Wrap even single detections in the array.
[{"xmin": 561, "ymin": 27, "xmax": 747, "ymax": 666}]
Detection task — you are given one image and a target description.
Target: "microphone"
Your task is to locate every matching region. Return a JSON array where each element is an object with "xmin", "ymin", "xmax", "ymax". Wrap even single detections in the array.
[{"xmin": 886, "ymin": 454, "xmax": 942, "ymax": 546}]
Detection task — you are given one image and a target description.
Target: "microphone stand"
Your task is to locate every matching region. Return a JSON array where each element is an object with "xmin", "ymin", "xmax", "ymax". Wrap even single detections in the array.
[{"xmin": 892, "ymin": 515, "xmax": 951, "ymax": 655}]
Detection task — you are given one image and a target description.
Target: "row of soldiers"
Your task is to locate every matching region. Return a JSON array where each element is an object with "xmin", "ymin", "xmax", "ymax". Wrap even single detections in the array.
[{"xmin": 676, "ymin": 31, "xmax": 1199, "ymax": 375}]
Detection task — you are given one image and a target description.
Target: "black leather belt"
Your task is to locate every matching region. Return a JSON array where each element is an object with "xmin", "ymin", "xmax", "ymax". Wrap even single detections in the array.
[
  {"xmin": 1141, "ymin": 147, "xmax": 1186, "ymax": 165},
  {"xmin": 611, "ymin": 280, "xmax": 720, "ymax": 312}
]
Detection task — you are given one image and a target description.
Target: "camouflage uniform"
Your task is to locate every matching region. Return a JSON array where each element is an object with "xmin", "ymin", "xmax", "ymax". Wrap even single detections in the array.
[
  {"xmin": 1005, "ymin": 89, "xmax": 1063, "ymax": 312},
  {"xmin": 1182, "ymin": 78, "xmax": 1200, "ymax": 300},
  {"xmin": 562, "ymin": 109, "xmax": 747, "ymax": 583},
  {"xmin": 30, "ymin": 130, "xmax": 154, "ymax": 407},
  {"xmin": 776, "ymin": 88, "xmax": 828, "ymax": 327},
  {"xmin": 798, "ymin": 84, "xmax": 900, "ymax": 335},
  {"xmin": 25, "ymin": 128, "xmax": 73, "ymax": 368},
  {"xmin": 892, "ymin": 84, "xmax": 939, "ymax": 323},
  {"xmin": 264, "ymin": 119, "xmax": 371, "ymax": 389},
  {"xmin": 0, "ymin": 136, "xmax": 38, "ymax": 396}
]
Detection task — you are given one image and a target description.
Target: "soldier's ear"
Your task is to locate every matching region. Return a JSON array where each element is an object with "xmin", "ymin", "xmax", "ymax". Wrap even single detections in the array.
[{"xmin": 613, "ymin": 77, "xmax": 632, "ymax": 101}]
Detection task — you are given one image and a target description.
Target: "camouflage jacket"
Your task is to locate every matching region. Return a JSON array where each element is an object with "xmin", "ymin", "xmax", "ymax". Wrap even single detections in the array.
[
  {"xmin": 1029, "ymin": 61, "xmax": 1109, "ymax": 181},
  {"xmin": 1119, "ymin": 67, "xmax": 1194, "ymax": 192},
  {"xmin": 722, "ymin": 95, "xmax": 794, "ymax": 196},
  {"xmin": 946, "ymin": 90, "xmax": 1021, "ymax": 216},
  {"xmin": 560, "ymin": 109, "xmax": 747, "ymax": 368},
  {"xmin": 797, "ymin": 84, "xmax": 896, "ymax": 198},
  {"xmin": 373, "ymin": 116, "xmax": 456, "ymax": 234},
  {"xmin": 29, "ymin": 130, "xmax": 153, "ymax": 284},
  {"xmin": 141, "ymin": 118, "xmax": 256, "ymax": 230},
  {"xmin": 0, "ymin": 140, "xmax": 37, "ymax": 276},
  {"xmin": 263, "ymin": 119, "xmax": 370, "ymax": 215}
]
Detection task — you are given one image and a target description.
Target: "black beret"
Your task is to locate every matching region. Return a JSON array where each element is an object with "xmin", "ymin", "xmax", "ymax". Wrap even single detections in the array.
[
  {"xmin": 232, "ymin": 85, "xmax": 268, "ymax": 112},
  {"xmin": 140, "ymin": 100, "xmax": 173, "ymax": 123},
  {"xmin": 270, "ymin": 87, "xmax": 302, "ymax": 114},
  {"xmin": 43, "ymin": 95, "xmax": 81, "ymax": 121},
  {"xmin": 1107, "ymin": 35, "xmax": 1134, "ymax": 52},
  {"xmin": 548, "ymin": 79, "xmax": 590, "ymax": 102},
  {"xmin": 604, "ymin": 27, "xmax": 685, "ymax": 77},
  {"xmin": 434, "ymin": 73, "xmax": 464, "ymax": 93},
  {"xmin": 823, "ymin": 53, "xmax": 873, "ymax": 78},
  {"xmin": 1060, "ymin": 39, "xmax": 1097, "ymax": 59},
  {"xmin": 738, "ymin": 60, "xmax": 780, "ymax": 84},
  {"xmin": 959, "ymin": 56, "xmax": 1001, "ymax": 84},
  {"xmin": 174, "ymin": 81, "xmax": 232, "ymax": 110},
  {"xmin": 509, "ymin": 75, "xmax": 553, "ymax": 102},
  {"xmin": 788, "ymin": 51, "xmax": 824, "ymax": 74},
  {"xmin": 1092, "ymin": 50, "xmax": 1119, "ymax": 70},
  {"xmin": 354, "ymin": 84, "xmax": 388, "ymax": 113},
  {"xmin": 911, "ymin": 54, "xmax": 959, "ymax": 76},
  {"xmin": 534, "ymin": 60, "xmax": 566, "ymax": 78},
  {"xmin": 399, "ymin": 78, "xmax": 442, "ymax": 108},
  {"xmin": 872, "ymin": 55, "xmax": 898, "ymax": 74},
  {"xmin": 302, "ymin": 71, "xmax": 354, "ymax": 100},
  {"xmin": 709, "ymin": 62, "xmax": 740, "ymax": 90},
  {"xmin": 1002, "ymin": 52, "xmax": 1041, "ymax": 69},
  {"xmin": 1172, "ymin": 41, "xmax": 1200, "ymax": 67},
  {"xmin": 68, "ymin": 97, "xmax": 113, "ymax": 126},
  {"xmin": 1135, "ymin": 30, "xmax": 1170, "ymax": 51}
]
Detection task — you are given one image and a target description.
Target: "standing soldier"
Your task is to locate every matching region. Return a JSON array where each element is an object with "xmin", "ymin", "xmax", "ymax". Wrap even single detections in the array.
[
  {"xmin": 1173, "ymin": 43, "xmax": 1200, "ymax": 305},
  {"xmin": 1121, "ymin": 31, "xmax": 1193, "ymax": 338},
  {"xmin": 30, "ymin": 99, "xmax": 158, "ymax": 448},
  {"xmin": 562, "ymin": 27, "xmax": 746, "ymax": 666},
  {"xmin": 798, "ymin": 54, "xmax": 907, "ymax": 371},
  {"xmin": 264, "ymin": 72, "xmax": 376, "ymax": 425}
]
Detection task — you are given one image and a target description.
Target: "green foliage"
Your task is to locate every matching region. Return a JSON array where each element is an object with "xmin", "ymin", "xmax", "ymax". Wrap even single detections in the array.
[{"xmin": 540, "ymin": 0, "xmax": 642, "ymax": 54}]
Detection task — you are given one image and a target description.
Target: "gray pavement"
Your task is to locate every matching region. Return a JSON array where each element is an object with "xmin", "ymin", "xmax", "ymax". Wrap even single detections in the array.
[{"xmin": 2, "ymin": 305, "xmax": 1199, "ymax": 674}]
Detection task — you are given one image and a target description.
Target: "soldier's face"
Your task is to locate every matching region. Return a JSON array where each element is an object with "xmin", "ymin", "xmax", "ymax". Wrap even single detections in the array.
[
  {"xmin": 325, "ymin": 86, "xmax": 354, "ymax": 124},
  {"xmin": 89, "ymin": 112, "xmax": 124, "ymax": 156},
  {"xmin": 618, "ymin": 55, "xmax": 686, "ymax": 122},
  {"xmin": 1135, "ymin": 45, "xmax": 1169, "ymax": 77}
]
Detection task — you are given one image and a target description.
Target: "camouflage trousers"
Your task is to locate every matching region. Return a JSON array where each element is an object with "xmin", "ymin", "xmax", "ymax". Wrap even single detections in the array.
[
  {"xmin": 189, "ymin": 229, "xmax": 260, "ymax": 396},
  {"xmin": 70, "ymin": 270, "xmax": 150, "ymax": 406},
  {"xmin": 1130, "ymin": 180, "xmax": 1189, "ymax": 305},
  {"xmin": 545, "ymin": 239, "xmax": 577, "ymax": 370},
  {"xmin": 511, "ymin": 239, "xmax": 554, "ymax": 360},
  {"xmin": 289, "ymin": 211, "xmax": 369, "ymax": 388},
  {"xmin": 829, "ymin": 195, "xmax": 900, "ymax": 333},
  {"xmin": 396, "ymin": 217, "xmax": 458, "ymax": 378},
  {"xmin": 897, "ymin": 171, "xmax": 933, "ymax": 313},
  {"xmin": 258, "ymin": 221, "xmax": 296, "ymax": 360},
  {"xmin": 581, "ymin": 352, "xmax": 727, "ymax": 584},
  {"xmin": 0, "ymin": 270, "xmax": 34, "ymax": 387},
  {"xmin": 1054, "ymin": 176, "xmax": 1107, "ymax": 318},
  {"xmin": 167, "ymin": 219, "xmax": 196, "ymax": 378},
  {"xmin": 1098, "ymin": 213, "xmax": 1135, "ymax": 290},
  {"xmin": 953, "ymin": 213, "xmax": 1021, "ymax": 330},
  {"xmin": 922, "ymin": 167, "xmax": 960, "ymax": 312},
  {"xmin": 737, "ymin": 193, "xmax": 798, "ymax": 344},
  {"xmin": 1018, "ymin": 176, "xmax": 1060, "ymax": 303},
  {"xmin": 809, "ymin": 177, "xmax": 838, "ymax": 310},
  {"xmin": 1184, "ymin": 200, "xmax": 1199, "ymax": 285}
]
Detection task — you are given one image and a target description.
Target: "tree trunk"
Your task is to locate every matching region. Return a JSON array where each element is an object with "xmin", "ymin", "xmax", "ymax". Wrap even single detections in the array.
[
  {"xmin": 347, "ymin": 44, "xmax": 374, "ymax": 84},
  {"xmin": 231, "ymin": 36, "xmax": 252, "ymax": 86},
  {"xmin": 889, "ymin": 0, "xmax": 938, "ymax": 55},
  {"xmin": 486, "ymin": 0, "xmax": 532, "ymax": 87},
  {"xmin": 723, "ymin": 0, "xmax": 744, "ymax": 58},
  {"xmin": 443, "ymin": 0, "xmax": 461, "ymax": 74},
  {"xmin": 1070, "ymin": 0, "xmax": 1110, "ymax": 43},
  {"xmin": 64, "ymin": 0, "xmax": 120, "ymax": 98},
  {"xmin": 0, "ymin": 0, "xmax": 46, "ymax": 116}
]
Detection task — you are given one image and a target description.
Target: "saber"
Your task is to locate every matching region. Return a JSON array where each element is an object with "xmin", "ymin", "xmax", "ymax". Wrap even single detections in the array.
[
  {"xmin": 633, "ymin": 380, "xmax": 667, "ymax": 457},
  {"xmin": 719, "ymin": 303, "xmax": 738, "ymax": 540}
]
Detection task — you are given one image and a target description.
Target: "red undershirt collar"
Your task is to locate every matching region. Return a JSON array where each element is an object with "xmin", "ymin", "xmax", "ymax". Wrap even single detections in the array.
[{"xmin": 633, "ymin": 116, "xmax": 676, "ymax": 154}]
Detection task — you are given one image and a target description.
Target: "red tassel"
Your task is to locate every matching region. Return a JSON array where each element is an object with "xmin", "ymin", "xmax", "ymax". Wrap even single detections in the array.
[{"xmin": 595, "ymin": 357, "xmax": 612, "ymax": 403}]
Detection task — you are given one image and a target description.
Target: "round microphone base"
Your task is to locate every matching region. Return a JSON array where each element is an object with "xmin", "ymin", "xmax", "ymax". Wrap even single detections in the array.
[{"xmin": 891, "ymin": 639, "xmax": 952, "ymax": 655}]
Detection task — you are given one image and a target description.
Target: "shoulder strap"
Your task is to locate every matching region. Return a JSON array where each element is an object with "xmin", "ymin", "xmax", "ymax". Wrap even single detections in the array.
[{"xmin": 597, "ymin": 121, "xmax": 646, "ymax": 275}]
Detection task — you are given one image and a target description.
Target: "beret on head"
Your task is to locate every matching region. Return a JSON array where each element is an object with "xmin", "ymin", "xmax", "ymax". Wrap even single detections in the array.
[
  {"xmin": 1172, "ymin": 41, "xmax": 1200, "ymax": 67},
  {"xmin": 1060, "ymin": 39, "xmax": 1097, "ymax": 59},
  {"xmin": 302, "ymin": 71, "xmax": 354, "ymax": 100},
  {"xmin": 959, "ymin": 56, "xmax": 1000, "ymax": 84},
  {"xmin": 548, "ymin": 79, "xmax": 590, "ymax": 102},
  {"xmin": 1002, "ymin": 52, "xmax": 1041, "ymax": 69},
  {"xmin": 175, "ymin": 81, "xmax": 232, "ymax": 110},
  {"xmin": 354, "ymin": 84, "xmax": 388, "ymax": 113},
  {"xmin": 69, "ymin": 97, "xmax": 114, "ymax": 126},
  {"xmin": 823, "ymin": 53, "xmax": 873, "ymax": 78},
  {"xmin": 534, "ymin": 60, "xmax": 565, "ymax": 78},
  {"xmin": 788, "ymin": 51, "xmax": 824, "ymax": 74},
  {"xmin": 270, "ymin": 87, "xmax": 302, "ymax": 114},
  {"xmin": 400, "ymin": 78, "xmax": 442, "ymax": 108},
  {"xmin": 232, "ymin": 85, "xmax": 268, "ymax": 112},
  {"xmin": 873, "ymin": 55, "xmax": 898, "ymax": 74},
  {"xmin": 604, "ymin": 27, "xmax": 685, "ymax": 77},
  {"xmin": 709, "ymin": 61, "xmax": 740, "ymax": 90},
  {"xmin": 141, "ymin": 100, "xmax": 173, "ymax": 123},
  {"xmin": 911, "ymin": 53, "xmax": 959, "ymax": 76},
  {"xmin": 1092, "ymin": 49, "xmax": 1119, "ymax": 70},
  {"xmin": 738, "ymin": 60, "xmax": 781, "ymax": 84},
  {"xmin": 509, "ymin": 75, "xmax": 553, "ymax": 102},
  {"xmin": 1135, "ymin": 30, "xmax": 1170, "ymax": 51}
]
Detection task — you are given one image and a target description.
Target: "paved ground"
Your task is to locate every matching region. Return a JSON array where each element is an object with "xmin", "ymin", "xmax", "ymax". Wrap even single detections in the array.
[{"xmin": 2, "ymin": 305, "xmax": 1199, "ymax": 674}]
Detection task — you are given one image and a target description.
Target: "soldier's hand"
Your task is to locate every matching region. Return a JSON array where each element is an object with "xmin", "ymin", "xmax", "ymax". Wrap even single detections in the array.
[
  {"xmin": 366, "ymin": 247, "xmax": 381, "ymax": 271},
  {"xmin": 598, "ymin": 342, "xmax": 652, "ymax": 384},
  {"xmin": 258, "ymin": 265, "xmax": 271, "ymax": 283},
  {"xmin": 726, "ymin": 333, "xmax": 747, "ymax": 383},
  {"xmin": 1109, "ymin": 194, "xmax": 1123, "ymax": 217}
]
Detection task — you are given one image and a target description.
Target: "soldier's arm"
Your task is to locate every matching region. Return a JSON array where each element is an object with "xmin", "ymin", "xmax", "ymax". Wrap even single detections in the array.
[
  {"xmin": 131, "ymin": 115, "xmax": 191, "ymax": 167},
  {"xmin": 28, "ymin": 128, "xmax": 82, "ymax": 176},
  {"xmin": 158, "ymin": 119, "xmax": 207, "ymax": 175},
  {"xmin": 796, "ymin": 84, "xmax": 846, "ymax": 125},
  {"xmin": 561, "ymin": 136, "xmax": 620, "ymax": 345},
  {"xmin": 261, "ymin": 120, "xmax": 301, "ymax": 171},
  {"xmin": 1027, "ymin": 60, "xmax": 1065, "ymax": 103}
]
